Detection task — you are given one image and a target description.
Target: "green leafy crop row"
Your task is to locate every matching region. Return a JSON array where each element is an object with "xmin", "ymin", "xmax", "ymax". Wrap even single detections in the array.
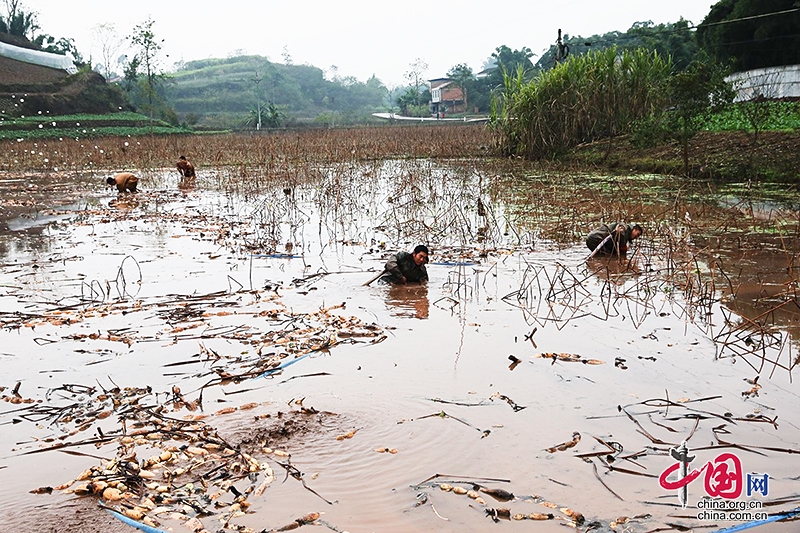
[
  {"xmin": 0, "ymin": 125, "xmax": 189, "ymax": 140},
  {"xmin": 0, "ymin": 111, "xmax": 153, "ymax": 124},
  {"xmin": 0, "ymin": 112, "xmax": 188, "ymax": 139},
  {"xmin": 703, "ymin": 100, "xmax": 800, "ymax": 131}
]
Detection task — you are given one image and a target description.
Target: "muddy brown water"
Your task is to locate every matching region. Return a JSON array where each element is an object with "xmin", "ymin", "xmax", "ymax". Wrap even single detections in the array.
[{"xmin": 1, "ymin": 162, "xmax": 799, "ymax": 533}]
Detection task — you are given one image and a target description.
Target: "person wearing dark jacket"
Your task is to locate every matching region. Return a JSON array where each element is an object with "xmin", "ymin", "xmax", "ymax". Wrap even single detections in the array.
[
  {"xmin": 586, "ymin": 223, "xmax": 643, "ymax": 256},
  {"xmin": 382, "ymin": 245, "xmax": 429, "ymax": 284}
]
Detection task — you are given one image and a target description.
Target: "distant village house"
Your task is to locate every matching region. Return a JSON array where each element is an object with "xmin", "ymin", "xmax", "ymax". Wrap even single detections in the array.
[{"xmin": 429, "ymin": 78, "xmax": 466, "ymax": 116}]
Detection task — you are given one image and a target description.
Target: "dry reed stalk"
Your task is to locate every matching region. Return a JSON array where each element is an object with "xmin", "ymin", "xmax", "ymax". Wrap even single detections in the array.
[{"xmin": 0, "ymin": 125, "xmax": 493, "ymax": 173}]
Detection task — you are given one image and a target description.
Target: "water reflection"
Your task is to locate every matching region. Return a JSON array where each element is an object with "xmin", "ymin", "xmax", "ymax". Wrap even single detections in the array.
[
  {"xmin": 693, "ymin": 233, "xmax": 800, "ymax": 341},
  {"xmin": 0, "ymin": 217, "xmax": 57, "ymax": 261},
  {"xmin": 585, "ymin": 255, "xmax": 643, "ymax": 285},
  {"xmin": 178, "ymin": 177, "xmax": 197, "ymax": 192},
  {"xmin": 385, "ymin": 283, "xmax": 429, "ymax": 319},
  {"xmin": 109, "ymin": 196, "xmax": 140, "ymax": 210}
]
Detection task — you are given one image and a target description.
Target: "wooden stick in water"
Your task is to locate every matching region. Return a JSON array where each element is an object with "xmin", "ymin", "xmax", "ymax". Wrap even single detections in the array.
[{"xmin": 362, "ymin": 269, "xmax": 387, "ymax": 287}]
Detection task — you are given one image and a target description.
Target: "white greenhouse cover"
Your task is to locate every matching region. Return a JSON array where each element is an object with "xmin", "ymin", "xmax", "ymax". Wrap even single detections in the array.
[
  {"xmin": 0, "ymin": 40, "xmax": 77, "ymax": 74},
  {"xmin": 727, "ymin": 65, "xmax": 800, "ymax": 101}
]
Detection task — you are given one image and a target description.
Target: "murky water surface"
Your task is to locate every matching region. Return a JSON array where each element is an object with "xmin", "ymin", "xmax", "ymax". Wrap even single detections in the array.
[{"xmin": 1, "ymin": 162, "xmax": 799, "ymax": 533}]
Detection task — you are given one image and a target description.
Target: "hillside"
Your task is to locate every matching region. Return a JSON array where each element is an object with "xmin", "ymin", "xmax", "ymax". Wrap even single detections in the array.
[
  {"xmin": 166, "ymin": 55, "xmax": 387, "ymax": 128},
  {"xmin": 0, "ymin": 54, "xmax": 67, "ymax": 84},
  {"xmin": 0, "ymin": 50, "xmax": 132, "ymax": 117}
]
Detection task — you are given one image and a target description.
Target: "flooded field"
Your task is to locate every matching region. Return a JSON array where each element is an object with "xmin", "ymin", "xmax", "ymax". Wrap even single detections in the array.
[{"xmin": 1, "ymin": 156, "xmax": 799, "ymax": 533}]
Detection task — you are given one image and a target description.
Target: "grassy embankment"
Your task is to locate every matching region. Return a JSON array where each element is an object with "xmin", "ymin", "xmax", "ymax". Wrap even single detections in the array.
[{"xmin": 565, "ymin": 101, "xmax": 800, "ymax": 182}]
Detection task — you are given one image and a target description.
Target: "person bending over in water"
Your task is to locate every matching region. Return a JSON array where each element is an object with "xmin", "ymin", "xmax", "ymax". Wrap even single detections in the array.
[
  {"xmin": 177, "ymin": 155, "xmax": 196, "ymax": 178},
  {"xmin": 382, "ymin": 245, "xmax": 429, "ymax": 284},
  {"xmin": 106, "ymin": 172, "xmax": 139, "ymax": 193},
  {"xmin": 586, "ymin": 222, "xmax": 643, "ymax": 257}
]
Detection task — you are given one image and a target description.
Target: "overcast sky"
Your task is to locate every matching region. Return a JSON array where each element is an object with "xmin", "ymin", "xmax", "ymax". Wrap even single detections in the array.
[{"xmin": 29, "ymin": 0, "xmax": 713, "ymax": 86}]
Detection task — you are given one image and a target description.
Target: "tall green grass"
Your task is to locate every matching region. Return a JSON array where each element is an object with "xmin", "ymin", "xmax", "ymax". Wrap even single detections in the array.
[{"xmin": 492, "ymin": 46, "xmax": 672, "ymax": 158}]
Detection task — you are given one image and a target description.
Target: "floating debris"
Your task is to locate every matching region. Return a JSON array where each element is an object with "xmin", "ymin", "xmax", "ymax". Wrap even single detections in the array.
[
  {"xmin": 489, "ymin": 392, "xmax": 526, "ymax": 412},
  {"xmin": 335, "ymin": 428, "xmax": 360, "ymax": 440},
  {"xmin": 742, "ymin": 376, "xmax": 762, "ymax": 397},
  {"xmin": 546, "ymin": 432, "xmax": 581, "ymax": 453},
  {"xmin": 479, "ymin": 486, "xmax": 515, "ymax": 502},
  {"xmin": 273, "ymin": 511, "xmax": 321, "ymax": 532},
  {"xmin": 536, "ymin": 352, "xmax": 605, "ymax": 365},
  {"xmin": 374, "ymin": 447, "xmax": 398, "ymax": 454}
]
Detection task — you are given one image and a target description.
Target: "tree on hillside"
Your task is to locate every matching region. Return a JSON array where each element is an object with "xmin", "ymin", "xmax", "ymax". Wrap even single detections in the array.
[
  {"xmin": 122, "ymin": 55, "xmax": 140, "ymax": 94},
  {"xmin": 627, "ymin": 19, "xmax": 698, "ymax": 70},
  {"xmin": 127, "ymin": 18, "xmax": 171, "ymax": 122},
  {"xmin": 487, "ymin": 45, "xmax": 535, "ymax": 87},
  {"xmin": 697, "ymin": 0, "xmax": 800, "ymax": 72},
  {"xmin": 91, "ymin": 23, "xmax": 125, "ymax": 79},
  {"xmin": 34, "ymin": 35, "xmax": 82, "ymax": 62},
  {"xmin": 0, "ymin": 10, "xmax": 36, "ymax": 38},
  {"xmin": 245, "ymin": 101, "xmax": 284, "ymax": 129},
  {"xmin": 282, "ymin": 46, "xmax": 293, "ymax": 65},
  {"xmin": 1, "ymin": 1, "xmax": 83, "ymax": 64},
  {"xmin": 663, "ymin": 54, "xmax": 735, "ymax": 175},
  {"xmin": 404, "ymin": 57, "xmax": 428, "ymax": 108},
  {"xmin": 447, "ymin": 63, "xmax": 474, "ymax": 111},
  {"xmin": 0, "ymin": 0, "xmax": 35, "ymax": 37},
  {"xmin": 326, "ymin": 74, "xmax": 386, "ymax": 112},
  {"xmin": 2, "ymin": 0, "xmax": 19, "ymax": 18},
  {"xmin": 536, "ymin": 20, "xmax": 699, "ymax": 72}
]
